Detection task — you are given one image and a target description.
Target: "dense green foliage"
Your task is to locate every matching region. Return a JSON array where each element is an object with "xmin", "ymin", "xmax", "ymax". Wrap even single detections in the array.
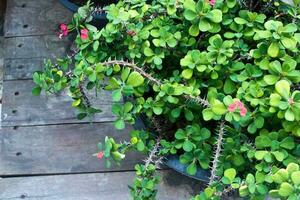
[{"xmin": 33, "ymin": 0, "xmax": 300, "ymax": 199}]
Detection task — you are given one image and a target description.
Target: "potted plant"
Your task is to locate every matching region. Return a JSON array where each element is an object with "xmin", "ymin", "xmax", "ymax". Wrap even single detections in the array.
[{"xmin": 33, "ymin": 0, "xmax": 300, "ymax": 199}]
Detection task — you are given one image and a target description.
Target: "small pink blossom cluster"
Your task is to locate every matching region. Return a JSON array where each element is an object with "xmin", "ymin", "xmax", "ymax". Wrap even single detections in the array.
[
  {"xmin": 209, "ymin": 0, "xmax": 215, "ymax": 6},
  {"xmin": 96, "ymin": 151, "xmax": 104, "ymax": 159},
  {"xmin": 58, "ymin": 23, "xmax": 69, "ymax": 39},
  {"xmin": 228, "ymin": 100, "xmax": 247, "ymax": 117},
  {"xmin": 80, "ymin": 28, "xmax": 89, "ymax": 40}
]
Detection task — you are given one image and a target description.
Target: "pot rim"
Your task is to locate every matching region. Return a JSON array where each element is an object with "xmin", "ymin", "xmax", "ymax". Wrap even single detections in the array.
[{"xmin": 59, "ymin": 0, "xmax": 107, "ymax": 19}]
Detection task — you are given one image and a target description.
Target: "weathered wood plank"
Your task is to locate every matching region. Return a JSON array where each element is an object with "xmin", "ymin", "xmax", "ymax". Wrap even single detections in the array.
[
  {"xmin": 4, "ymin": 58, "xmax": 44, "ymax": 80},
  {"xmin": 0, "ymin": 123, "xmax": 144, "ymax": 175},
  {"xmin": 0, "ymin": 171, "xmax": 204, "ymax": 200},
  {"xmin": 4, "ymin": 35, "xmax": 73, "ymax": 59},
  {"xmin": 6, "ymin": 0, "xmax": 62, "ymax": 9},
  {"xmin": 1, "ymin": 80, "xmax": 115, "ymax": 126},
  {"xmin": 5, "ymin": 0, "xmax": 72, "ymax": 37}
]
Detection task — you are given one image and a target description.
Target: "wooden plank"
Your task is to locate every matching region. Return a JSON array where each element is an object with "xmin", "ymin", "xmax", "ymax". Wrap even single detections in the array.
[
  {"xmin": 5, "ymin": 0, "xmax": 72, "ymax": 37},
  {"xmin": 4, "ymin": 35, "xmax": 73, "ymax": 59},
  {"xmin": 4, "ymin": 58, "xmax": 44, "ymax": 80},
  {"xmin": 0, "ymin": 123, "xmax": 144, "ymax": 175},
  {"xmin": 1, "ymin": 80, "xmax": 116, "ymax": 126},
  {"xmin": 6, "ymin": 0, "xmax": 62, "ymax": 9},
  {"xmin": 0, "ymin": 171, "xmax": 205, "ymax": 200}
]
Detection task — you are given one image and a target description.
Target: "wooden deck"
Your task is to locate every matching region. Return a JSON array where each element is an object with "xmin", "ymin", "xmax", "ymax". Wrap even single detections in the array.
[{"xmin": 0, "ymin": 1, "xmax": 204, "ymax": 199}]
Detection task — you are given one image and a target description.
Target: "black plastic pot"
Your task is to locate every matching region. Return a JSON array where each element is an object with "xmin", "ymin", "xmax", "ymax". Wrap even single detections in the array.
[
  {"xmin": 59, "ymin": 0, "xmax": 108, "ymax": 28},
  {"xmin": 134, "ymin": 116, "xmax": 210, "ymax": 182}
]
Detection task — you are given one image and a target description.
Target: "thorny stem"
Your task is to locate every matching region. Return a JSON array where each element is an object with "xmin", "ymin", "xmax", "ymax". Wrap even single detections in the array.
[
  {"xmin": 101, "ymin": 60, "xmax": 162, "ymax": 86},
  {"xmin": 209, "ymin": 121, "xmax": 226, "ymax": 186},
  {"xmin": 100, "ymin": 59, "xmax": 210, "ymax": 107},
  {"xmin": 79, "ymin": 84, "xmax": 91, "ymax": 107},
  {"xmin": 144, "ymin": 137, "xmax": 163, "ymax": 169}
]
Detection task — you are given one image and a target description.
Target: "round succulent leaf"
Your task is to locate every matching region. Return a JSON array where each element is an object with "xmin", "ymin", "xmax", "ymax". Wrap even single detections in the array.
[
  {"xmin": 206, "ymin": 9, "xmax": 222, "ymax": 23},
  {"xmin": 275, "ymin": 80, "xmax": 290, "ymax": 99},
  {"xmin": 186, "ymin": 162, "xmax": 197, "ymax": 175},
  {"xmin": 278, "ymin": 182, "xmax": 294, "ymax": 197},
  {"xmin": 126, "ymin": 71, "xmax": 144, "ymax": 87},
  {"xmin": 268, "ymin": 42, "xmax": 280, "ymax": 58},
  {"xmin": 291, "ymin": 171, "xmax": 300, "ymax": 185},
  {"xmin": 189, "ymin": 24, "xmax": 200, "ymax": 36},
  {"xmin": 287, "ymin": 163, "xmax": 299, "ymax": 174},
  {"xmin": 224, "ymin": 168, "xmax": 237, "ymax": 182},
  {"xmin": 183, "ymin": 140, "xmax": 194, "ymax": 152}
]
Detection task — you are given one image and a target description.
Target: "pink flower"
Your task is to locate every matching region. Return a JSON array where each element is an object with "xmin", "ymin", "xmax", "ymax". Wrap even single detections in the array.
[
  {"xmin": 80, "ymin": 28, "xmax": 89, "ymax": 40},
  {"xmin": 209, "ymin": 0, "xmax": 215, "ymax": 6},
  {"xmin": 58, "ymin": 23, "xmax": 68, "ymax": 39},
  {"xmin": 228, "ymin": 100, "xmax": 248, "ymax": 117},
  {"xmin": 96, "ymin": 151, "xmax": 104, "ymax": 159},
  {"xmin": 240, "ymin": 107, "xmax": 247, "ymax": 117},
  {"xmin": 228, "ymin": 103, "xmax": 237, "ymax": 112}
]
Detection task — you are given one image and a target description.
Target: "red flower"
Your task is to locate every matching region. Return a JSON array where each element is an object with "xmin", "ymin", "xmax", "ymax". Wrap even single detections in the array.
[
  {"xmin": 96, "ymin": 151, "xmax": 104, "ymax": 159},
  {"xmin": 209, "ymin": 0, "xmax": 215, "ymax": 6},
  {"xmin": 127, "ymin": 30, "xmax": 136, "ymax": 36},
  {"xmin": 228, "ymin": 100, "xmax": 248, "ymax": 117},
  {"xmin": 58, "ymin": 23, "xmax": 68, "ymax": 39},
  {"xmin": 80, "ymin": 28, "xmax": 89, "ymax": 40}
]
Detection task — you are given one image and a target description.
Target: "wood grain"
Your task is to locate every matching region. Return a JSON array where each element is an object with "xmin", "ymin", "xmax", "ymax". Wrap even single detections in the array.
[
  {"xmin": 4, "ymin": 35, "xmax": 73, "ymax": 59},
  {"xmin": 5, "ymin": 0, "xmax": 72, "ymax": 37},
  {"xmin": 0, "ymin": 171, "xmax": 205, "ymax": 200},
  {"xmin": 4, "ymin": 58, "xmax": 44, "ymax": 80},
  {"xmin": 1, "ymin": 80, "xmax": 116, "ymax": 126},
  {"xmin": 0, "ymin": 123, "xmax": 144, "ymax": 176}
]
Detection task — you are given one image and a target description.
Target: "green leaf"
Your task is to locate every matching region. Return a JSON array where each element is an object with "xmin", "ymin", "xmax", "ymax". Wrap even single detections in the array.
[
  {"xmin": 189, "ymin": 24, "xmax": 199, "ymax": 36},
  {"xmin": 264, "ymin": 75, "xmax": 279, "ymax": 85},
  {"xmin": 202, "ymin": 109, "xmax": 214, "ymax": 121},
  {"xmin": 137, "ymin": 140, "xmax": 145, "ymax": 151},
  {"xmin": 278, "ymin": 182, "xmax": 293, "ymax": 197},
  {"xmin": 77, "ymin": 113, "xmax": 87, "ymax": 120},
  {"xmin": 224, "ymin": 168, "xmax": 236, "ymax": 182},
  {"xmin": 254, "ymin": 116, "xmax": 264, "ymax": 128},
  {"xmin": 275, "ymin": 80, "xmax": 290, "ymax": 99},
  {"xmin": 115, "ymin": 119, "xmax": 125, "ymax": 130},
  {"xmin": 234, "ymin": 17, "xmax": 248, "ymax": 24},
  {"xmin": 199, "ymin": 19, "xmax": 212, "ymax": 32},
  {"xmin": 153, "ymin": 107, "xmax": 163, "ymax": 115},
  {"xmin": 175, "ymin": 129, "xmax": 186, "ymax": 140},
  {"xmin": 184, "ymin": 109, "xmax": 194, "ymax": 121},
  {"xmin": 281, "ymin": 37, "xmax": 296, "ymax": 49},
  {"xmin": 287, "ymin": 163, "xmax": 299, "ymax": 174},
  {"xmin": 183, "ymin": 140, "xmax": 194, "ymax": 152},
  {"xmin": 224, "ymin": 79, "xmax": 235, "ymax": 94},
  {"xmin": 144, "ymin": 47, "xmax": 154, "ymax": 56},
  {"xmin": 93, "ymin": 41, "xmax": 99, "ymax": 51},
  {"xmin": 291, "ymin": 171, "xmax": 300, "ymax": 185},
  {"xmin": 211, "ymin": 99, "xmax": 227, "ymax": 115},
  {"xmin": 255, "ymin": 150, "xmax": 268, "ymax": 160},
  {"xmin": 268, "ymin": 42, "xmax": 279, "ymax": 58},
  {"xmin": 72, "ymin": 99, "xmax": 81, "ymax": 107},
  {"xmin": 32, "ymin": 86, "xmax": 42, "ymax": 96},
  {"xmin": 206, "ymin": 9, "xmax": 222, "ymax": 23},
  {"xmin": 126, "ymin": 71, "xmax": 144, "ymax": 87},
  {"xmin": 285, "ymin": 109, "xmax": 295, "ymax": 121},
  {"xmin": 255, "ymin": 135, "xmax": 271, "ymax": 148},
  {"xmin": 171, "ymin": 107, "xmax": 182, "ymax": 118},
  {"xmin": 182, "ymin": 69, "xmax": 193, "ymax": 79},
  {"xmin": 187, "ymin": 162, "xmax": 197, "ymax": 175},
  {"xmin": 112, "ymin": 89, "xmax": 122, "ymax": 102},
  {"xmin": 184, "ymin": 9, "xmax": 197, "ymax": 20},
  {"xmin": 272, "ymin": 151, "xmax": 285, "ymax": 162}
]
